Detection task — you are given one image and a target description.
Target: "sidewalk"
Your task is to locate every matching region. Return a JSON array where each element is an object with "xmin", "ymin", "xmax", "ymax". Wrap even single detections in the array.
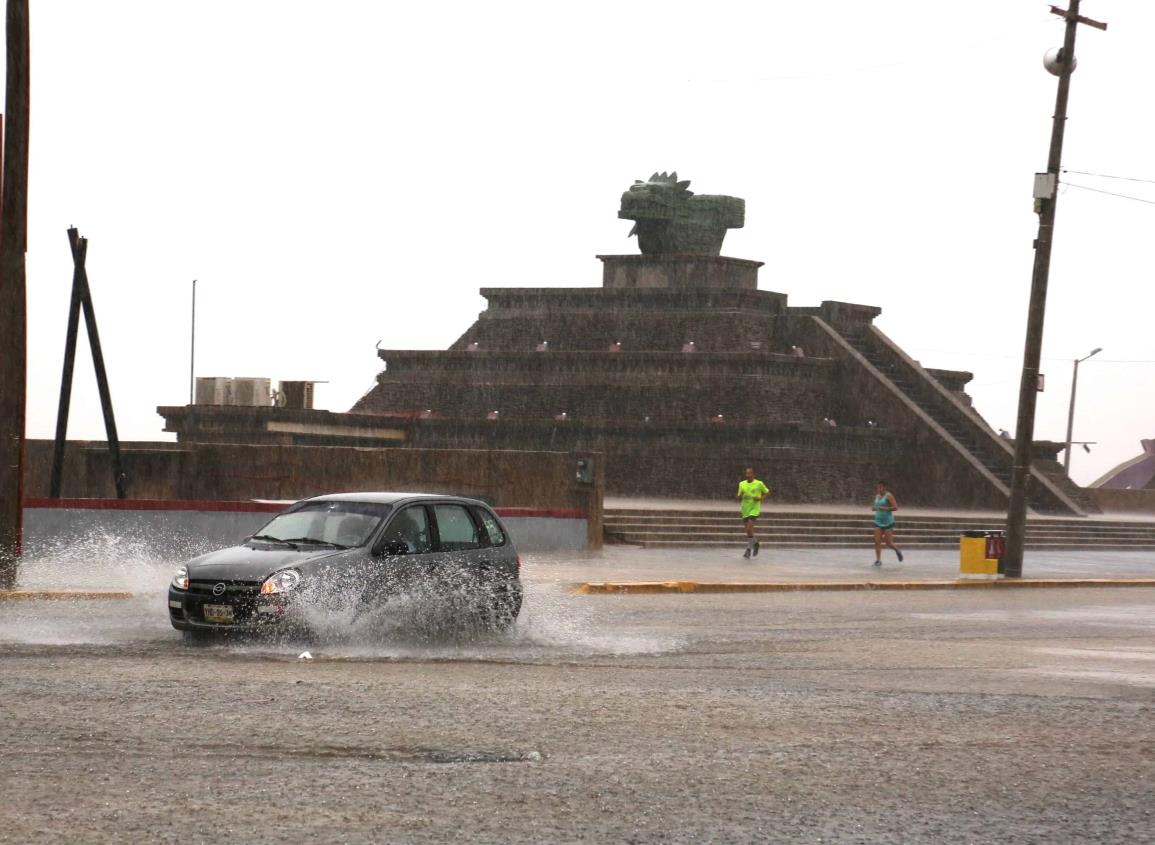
[{"xmin": 525, "ymin": 545, "xmax": 1155, "ymax": 591}]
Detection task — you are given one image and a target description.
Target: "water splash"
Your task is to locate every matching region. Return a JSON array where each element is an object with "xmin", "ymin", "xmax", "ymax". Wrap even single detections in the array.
[
  {"xmin": 235, "ymin": 577, "xmax": 683, "ymax": 660},
  {"xmin": 18, "ymin": 530, "xmax": 214, "ymax": 593},
  {"xmin": 3, "ymin": 542, "xmax": 683, "ymax": 659}
]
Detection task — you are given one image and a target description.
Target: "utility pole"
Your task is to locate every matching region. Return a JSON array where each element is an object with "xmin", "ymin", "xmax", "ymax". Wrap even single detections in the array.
[
  {"xmin": 1004, "ymin": 1, "xmax": 1106, "ymax": 578},
  {"xmin": 0, "ymin": 0, "xmax": 30, "ymax": 589}
]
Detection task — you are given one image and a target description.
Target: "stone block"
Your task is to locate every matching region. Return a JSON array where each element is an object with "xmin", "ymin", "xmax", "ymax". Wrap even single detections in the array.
[{"xmin": 597, "ymin": 254, "xmax": 763, "ymax": 290}]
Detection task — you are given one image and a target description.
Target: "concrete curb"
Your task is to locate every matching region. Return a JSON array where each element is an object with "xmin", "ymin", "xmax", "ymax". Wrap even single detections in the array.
[
  {"xmin": 6, "ymin": 579, "xmax": 1155, "ymax": 600},
  {"xmin": 573, "ymin": 579, "xmax": 1155, "ymax": 594},
  {"xmin": 0, "ymin": 591, "xmax": 137, "ymax": 601}
]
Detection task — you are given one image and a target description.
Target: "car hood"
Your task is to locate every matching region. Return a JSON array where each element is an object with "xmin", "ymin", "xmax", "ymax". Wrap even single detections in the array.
[{"xmin": 187, "ymin": 543, "xmax": 347, "ymax": 581}]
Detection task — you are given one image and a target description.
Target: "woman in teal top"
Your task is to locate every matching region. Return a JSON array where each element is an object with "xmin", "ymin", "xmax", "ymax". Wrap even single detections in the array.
[{"xmin": 871, "ymin": 481, "xmax": 904, "ymax": 567}]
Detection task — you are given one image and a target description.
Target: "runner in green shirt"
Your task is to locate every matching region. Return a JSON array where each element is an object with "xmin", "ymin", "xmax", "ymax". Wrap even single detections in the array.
[{"xmin": 736, "ymin": 467, "xmax": 770, "ymax": 559}]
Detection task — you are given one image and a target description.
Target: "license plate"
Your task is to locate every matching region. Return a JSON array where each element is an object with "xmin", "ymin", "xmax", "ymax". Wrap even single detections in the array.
[{"xmin": 202, "ymin": 604, "xmax": 235, "ymax": 624}]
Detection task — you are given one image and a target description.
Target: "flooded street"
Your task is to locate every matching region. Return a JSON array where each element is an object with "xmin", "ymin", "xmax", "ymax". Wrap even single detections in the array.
[{"xmin": 1, "ymin": 550, "xmax": 1153, "ymax": 843}]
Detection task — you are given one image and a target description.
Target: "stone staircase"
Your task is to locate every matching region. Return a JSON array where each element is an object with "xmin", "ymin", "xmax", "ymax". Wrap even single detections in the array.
[
  {"xmin": 829, "ymin": 321, "xmax": 1095, "ymax": 516},
  {"xmin": 604, "ymin": 508, "xmax": 1155, "ymax": 551}
]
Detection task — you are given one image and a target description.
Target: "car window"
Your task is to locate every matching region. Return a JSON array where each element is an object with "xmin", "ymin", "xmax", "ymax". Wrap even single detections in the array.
[
  {"xmin": 472, "ymin": 507, "xmax": 506, "ymax": 547},
  {"xmin": 433, "ymin": 504, "xmax": 481, "ymax": 551},
  {"xmin": 379, "ymin": 506, "xmax": 431, "ymax": 554},
  {"xmin": 324, "ymin": 513, "xmax": 379, "ymax": 547},
  {"xmin": 256, "ymin": 501, "xmax": 392, "ymax": 547}
]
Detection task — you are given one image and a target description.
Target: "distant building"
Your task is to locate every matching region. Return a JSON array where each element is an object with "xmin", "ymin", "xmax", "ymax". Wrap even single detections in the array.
[{"xmin": 1090, "ymin": 439, "xmax": 1155, "ymax": 490}]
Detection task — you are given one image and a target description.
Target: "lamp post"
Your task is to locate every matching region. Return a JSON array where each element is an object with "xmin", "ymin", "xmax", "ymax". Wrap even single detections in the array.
[
  {"xmin": 189, "ymin": 279, "xmax": 197, "ymax": 405},
  {"xmin": 1063, "ymin": 346, "xmax": 1101, "ymax": 473}
]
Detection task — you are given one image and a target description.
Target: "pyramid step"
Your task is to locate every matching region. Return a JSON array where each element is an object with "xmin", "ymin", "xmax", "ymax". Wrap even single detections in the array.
[
  {"xmin": 605, "ymin": 505, "xmax": 1155, "ymax": 550},
  {"xmin": 610, "ymin": 531, "xmax": 1155, "ymax": 545},
  {"xmin": 607, "ymin": 524, "xmax": 1155, "ymax": 537},
  {"xmin": 632, "ymin": 539, "xmax": 1155, "ymax": 551},
  {"xmin": 604, "ymin": 517, "xmax": 1155, "ymax": 534}
]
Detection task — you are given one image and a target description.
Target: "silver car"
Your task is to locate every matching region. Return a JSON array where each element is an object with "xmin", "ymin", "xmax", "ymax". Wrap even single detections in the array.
[{"xmin": 167, "ymin": 492, "xmax": 522, "ymax": 640}]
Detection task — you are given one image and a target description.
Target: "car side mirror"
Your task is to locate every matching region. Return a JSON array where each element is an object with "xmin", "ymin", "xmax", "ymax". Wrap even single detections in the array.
[{"xmin": 379, "ymin": 540, "xmax": 409, "ymax": 556}]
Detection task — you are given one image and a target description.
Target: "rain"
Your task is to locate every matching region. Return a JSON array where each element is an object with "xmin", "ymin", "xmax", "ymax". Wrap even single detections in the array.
[{"xmin": 3, "ymin": 3, "xmax": 1155, "ymax": 843}]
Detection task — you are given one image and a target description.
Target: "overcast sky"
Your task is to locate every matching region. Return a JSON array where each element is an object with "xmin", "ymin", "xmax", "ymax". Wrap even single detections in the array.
[{"xmin": 13, "ymin": 1, "xmax": 1154, "ymax": 487}]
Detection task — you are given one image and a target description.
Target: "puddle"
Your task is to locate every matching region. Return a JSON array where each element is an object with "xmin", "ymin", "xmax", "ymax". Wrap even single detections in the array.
[
  {"xmin": 1034, "ymin": 647, "xmax": 1155, "ymax": 662},
  {"xmin": 910, "ymin": 604, "xmax": 1155, "ymax": 628},
  {"xmin": 1018, "ymin": 667, "xmax": 1155, "ymax": 688},
  {"xmin": 2, "ymin": 546, "xmax": 683, "ymax": 660}
]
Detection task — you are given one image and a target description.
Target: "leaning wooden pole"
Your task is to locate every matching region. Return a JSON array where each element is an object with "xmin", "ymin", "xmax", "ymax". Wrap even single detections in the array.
[{"xmin": 0, "ymin": 0, "xmax": 31, "ymax": 588}]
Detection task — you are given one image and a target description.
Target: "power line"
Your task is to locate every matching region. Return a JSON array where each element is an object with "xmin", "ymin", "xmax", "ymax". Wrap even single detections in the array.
[
  {"xmin": 1062, "ymin": 181, "xmax": 1155, "ymax": 205},
  {"xmin": 689, "ymin": 16, "xmax": 1053, "ymax": 85},
  {"xmin": 1062, "ymin": 168, "xmax": 1155, "ymax": 185}
]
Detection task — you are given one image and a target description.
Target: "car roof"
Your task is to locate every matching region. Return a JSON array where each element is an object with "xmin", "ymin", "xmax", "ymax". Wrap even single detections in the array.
[{"xmin": 299, "ymin": 491, "xmax": 490, "ymax": 507}]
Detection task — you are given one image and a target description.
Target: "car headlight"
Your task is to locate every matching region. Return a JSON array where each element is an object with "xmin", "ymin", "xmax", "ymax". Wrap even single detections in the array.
[
  {"xmin": 170, "ymin": 566, "xmax": 189, "ymax": 591},
  {"xmin": 260, "ymin": 569, "xmax": 302, "ymax": 595}
]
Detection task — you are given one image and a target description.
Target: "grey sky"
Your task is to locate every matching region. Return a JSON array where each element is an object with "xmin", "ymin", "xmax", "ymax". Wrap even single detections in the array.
[{"xmin": 15, "ymin": 1, "xmax": 1154, "ymax": 487}]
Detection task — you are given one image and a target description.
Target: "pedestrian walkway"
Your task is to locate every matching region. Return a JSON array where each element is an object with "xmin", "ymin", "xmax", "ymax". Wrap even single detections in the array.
[{"xmin": 524, "ymin": 545, "xmax": 1155, "ymax": 589}]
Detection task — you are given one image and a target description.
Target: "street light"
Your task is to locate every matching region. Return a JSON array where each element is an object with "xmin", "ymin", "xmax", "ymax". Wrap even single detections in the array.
[
  {"xmin": 189, "ymin": 279, "xmax": 197, "ymax": 405},
  {"xmin": 1063, "ymin": 346, "xmax": 1101, "ymax": 473}
]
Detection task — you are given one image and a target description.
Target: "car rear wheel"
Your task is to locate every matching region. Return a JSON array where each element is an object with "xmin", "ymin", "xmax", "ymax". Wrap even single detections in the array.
[{"xmin": 476, "ymin": 585, "xmax": 522, "ymax": 633}]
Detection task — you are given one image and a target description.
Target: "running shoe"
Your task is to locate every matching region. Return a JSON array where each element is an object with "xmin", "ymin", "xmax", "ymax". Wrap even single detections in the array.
[
  {"xmin": 743, "ymin": 547, "xmax": 752, "ymax": 559},
  {"xmin": 752, "ymin": 540, "xmax": 760, "ymax": 557},
  {"xmin": 896, "ymin": 550, "xmax": 904, "ymax": 562},
  {"xmin": 873, "ymin": 559, "xmax": 882, "ymax": 567}
]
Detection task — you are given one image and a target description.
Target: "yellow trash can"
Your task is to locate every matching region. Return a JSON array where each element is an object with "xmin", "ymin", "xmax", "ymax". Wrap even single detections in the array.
[{"xmin": 959, "ymin": 531, "xmax": 1001, "ymax": 578}]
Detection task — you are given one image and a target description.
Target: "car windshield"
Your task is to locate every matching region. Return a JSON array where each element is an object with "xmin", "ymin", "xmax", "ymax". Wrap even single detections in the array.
[{"xmin": 253, "ymin": 501, "xmax": 393, "ymax": 548}]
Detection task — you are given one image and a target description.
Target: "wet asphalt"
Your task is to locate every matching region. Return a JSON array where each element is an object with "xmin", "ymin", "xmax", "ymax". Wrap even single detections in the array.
[{"xmin": 0, "ymin": 548, "xmax": 1152, "ymax": 844}]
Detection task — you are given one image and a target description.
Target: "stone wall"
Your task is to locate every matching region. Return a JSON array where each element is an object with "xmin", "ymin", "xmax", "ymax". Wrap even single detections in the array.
[
  {"xmin": 597, "ymin": 255, "xmax": 764, "ymax": 290},
  {"xmin": 23, "ymin": 501, "xmax": 591, "ymax": 556},
  {"xmin": 452, "ymin": 287, "xmax": 789, "ymax": 353},
  {"xmin": 603, "ymin": 439, "xmax": 899, "ymax": 504},
  {"xmin": 364, "ymin": 352, "xmax": 839, "ymax": 425},
  {"xmin": 1088, "ymin": 488, "xmax": 1155, "ymax": 515},
  {"xmin": 377, "ymin": 420, "xmax": 901, "ymax": 505},
  {"xmin": 25, "ymin": 440, "xmax": 604, "ymax": 548}
]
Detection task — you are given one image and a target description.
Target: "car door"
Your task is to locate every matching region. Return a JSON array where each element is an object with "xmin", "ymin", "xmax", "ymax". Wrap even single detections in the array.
[
  {"xmin": 364, "ymin": 504, "xmax": 434, "ymax": 604},
  {"xmin": 469, "ymin": 504, "xmax": 521, "ymax": 622},
  {"xmin": 470, "ymin": 504, "xmax": 517, "ymax": 582},
  {"xmin": 428, "ymin": 502, "xmax": 487, "ymax": 601}
]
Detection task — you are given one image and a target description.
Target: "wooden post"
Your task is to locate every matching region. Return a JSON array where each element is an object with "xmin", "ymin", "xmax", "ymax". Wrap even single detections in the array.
[
  {"xmin": 68, "ymin": 230, "xmax": 128, "ymax": 497},
  {"xmin": 1004, "ymin": 1, "xmax": 1106, "ymax": 577},
  {"xmin": 0, "ymin": 0, "xmax": 30, "ymax": 588},
  {"xmin": 50, "ymin": 233, "xmax": 88, "ymax": 497}
]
